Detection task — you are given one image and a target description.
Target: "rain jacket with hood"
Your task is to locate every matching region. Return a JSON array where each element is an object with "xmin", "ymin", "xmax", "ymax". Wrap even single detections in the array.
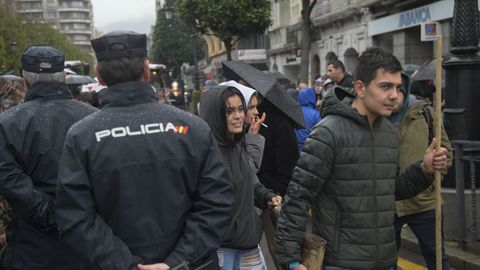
[
  {"xmin": 294, "ymin": 88, "xmax": 321, "ymax": 152},
  {"xmin": 388, "ymin": 74, "xmax": 452, "ymax": 217},
  {"xmin": 0, "ymin": 81, "xmax": 97, "ymax": 270},
  {"xmin": 275, "ymin": 86, "xmax": 434, "ymax": 270},
  {"xmin": 55, "ymin": 81, "xmax": 233, "ymax": 270},
  {"xmin": 199, "ymin": 85, "xmax": 275, "ymax": 249},
  {"xmin": 220, "ymin": 81, "xmax": 265, "ymax": 172},
  {"xmin": 257, "ymin": 100, "xmax": 299, "ymax": 196}
]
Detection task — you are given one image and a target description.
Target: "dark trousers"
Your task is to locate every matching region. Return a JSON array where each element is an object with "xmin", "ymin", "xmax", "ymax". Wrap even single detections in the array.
[{"xmin": 394, "ymin": 209, "xmax": 449, "ymax": 270}]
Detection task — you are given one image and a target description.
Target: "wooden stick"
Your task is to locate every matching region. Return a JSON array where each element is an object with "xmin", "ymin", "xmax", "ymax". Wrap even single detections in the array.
[{"xmin": 435, "ymin": 35, "xmax": 443, "ymax": 270}]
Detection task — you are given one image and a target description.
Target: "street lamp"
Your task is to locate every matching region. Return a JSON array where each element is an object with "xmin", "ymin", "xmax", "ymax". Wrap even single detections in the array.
[{"xmin": 164, "ymin": 7, "xmax": 173, "ymax": 20}]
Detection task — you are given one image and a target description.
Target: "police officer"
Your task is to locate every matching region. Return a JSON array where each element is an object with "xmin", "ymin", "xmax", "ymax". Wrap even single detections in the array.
[
  {"xmin": 0, "ymin": 45, "xmax": 97, "ymax": 269},
  {"xmin": 55, "ymin": 31, "xmax": 233, "ymax": 270}
]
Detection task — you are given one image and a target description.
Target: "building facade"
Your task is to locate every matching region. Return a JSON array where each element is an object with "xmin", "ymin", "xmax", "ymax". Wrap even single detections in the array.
[
  {"xmin": 0, "ymin": 0, "xmax": 17, "ymax": 15},
  {"xmin": 266, "ymin": 0, "xmax": 302, "ymax": 83},
  {"xmin": 15, "ymin": 0, "xmax": 94, "ymax": 52},
  {"xmin": 368, "ymin": 0, "xmax": 458, "ymax": 65},
  {"xmin": 267, "ymin": 0, "xmax": 473, "ymax": 85}
]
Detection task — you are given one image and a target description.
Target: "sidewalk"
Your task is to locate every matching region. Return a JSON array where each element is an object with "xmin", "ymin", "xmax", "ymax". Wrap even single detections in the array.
[{"xmin": 401, "ymin": 227, "xmax": 480, "ymax": 270}]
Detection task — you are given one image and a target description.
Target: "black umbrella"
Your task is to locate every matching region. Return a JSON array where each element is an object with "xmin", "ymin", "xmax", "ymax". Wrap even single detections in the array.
[
  {"xmin": 65, "ymin": 75, "xmax": 96, "ymax": 85},
  {"xmin": 263, "ymin": 71, "xmax": 293, "ymax": 86},
  {"xmin": 411, "ymin": 59, "xmax": 445, "ymax": 87},
  {"xmin": 222, "ymin": 61, "xmax": 305, "ymax": 128},
  {"xmin": 402, "ymin": 64, "xmax": 420, "ymax": 76}
]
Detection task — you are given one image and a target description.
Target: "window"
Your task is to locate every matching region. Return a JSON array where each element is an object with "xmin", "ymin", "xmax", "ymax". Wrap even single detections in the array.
[
  {"xmin": 290, "ymin": 0, "xmax": 301, "ymax": 24},
  {"xmin": 71, "ymin": 1, "xmax": 84, "ymax": 8}
]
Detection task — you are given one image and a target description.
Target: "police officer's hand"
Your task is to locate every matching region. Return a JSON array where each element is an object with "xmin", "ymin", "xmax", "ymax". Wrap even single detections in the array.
[
  {"xmin": 249, "ymin": 112, "xmax": 266, "ymax": 134},
  {"xmin": 137, "ymin": 263, "xmax": 170, "ymax": 270},
  {"xmin": 421, "ymin": 138, "xmax": 448, "ymax": 174}
]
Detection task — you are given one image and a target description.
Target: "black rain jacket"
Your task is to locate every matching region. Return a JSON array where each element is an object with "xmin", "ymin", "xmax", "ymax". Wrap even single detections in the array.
[
  {"xmin": 257, "ymin": 100, "xmax": 299, "ymax": 196},
  {"xmin": 55, "ymin": 81, "xmax": 233, "ymax": 270},
  {"xmin": 0, "ymin": 81, "xmax": 97, "ymax": 269}
]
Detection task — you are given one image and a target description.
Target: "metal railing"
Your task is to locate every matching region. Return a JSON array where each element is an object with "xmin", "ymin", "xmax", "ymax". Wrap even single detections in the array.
[{"xmin": 452, "ymin": 140, "xmax": 480, "ymax": 248}]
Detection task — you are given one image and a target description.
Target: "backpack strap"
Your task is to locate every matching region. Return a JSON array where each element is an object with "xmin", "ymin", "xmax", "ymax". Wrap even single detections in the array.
[{"xmin": 420, "ymin": 104, "xmax": 434, "ymax": 143}]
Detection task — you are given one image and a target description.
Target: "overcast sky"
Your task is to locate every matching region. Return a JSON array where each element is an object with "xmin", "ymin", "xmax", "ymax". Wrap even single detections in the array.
[{"xmin": 91, "ymin": 0, "xmax": 156, "ymax": 35}]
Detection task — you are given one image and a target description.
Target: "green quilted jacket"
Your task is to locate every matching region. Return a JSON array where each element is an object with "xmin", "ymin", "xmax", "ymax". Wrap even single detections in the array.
[{"xmin": 275, "ymin": 87, "xmax": 434, "ymax": 270}]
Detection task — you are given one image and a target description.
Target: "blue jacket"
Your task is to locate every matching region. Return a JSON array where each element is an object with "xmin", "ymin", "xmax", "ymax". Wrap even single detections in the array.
[{"xmin": 294, "ymin": 88, "xmax": 321, "ymax": 151}]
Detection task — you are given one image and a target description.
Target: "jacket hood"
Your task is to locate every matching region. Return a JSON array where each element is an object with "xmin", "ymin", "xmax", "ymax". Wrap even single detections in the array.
[
  {"xmin": 199, "ymin": 85, "xmax": 244, "ymax": 148},
  {"xmin": 220, "ymin": 80, "xmax": 256, "ymax": 106},
  {"xmin": 320, "ymin": 86, "xmax": 367, "ymax": 125},
  {"xmin": 298, "ymin": 87, "xmax": 316, "ymax": 108},
  {"xmin": 388, "ymin": 72, "xmax": 411, "ymax": 124}
]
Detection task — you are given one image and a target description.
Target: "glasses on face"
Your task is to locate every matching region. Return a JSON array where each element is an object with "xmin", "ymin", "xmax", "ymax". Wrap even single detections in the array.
[{"xmin": 226, "ymin": 105, "xmax": 245, "ymax": 116}]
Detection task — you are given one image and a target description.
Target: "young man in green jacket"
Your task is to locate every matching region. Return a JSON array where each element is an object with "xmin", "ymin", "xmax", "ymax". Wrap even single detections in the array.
[
  {"xmin": 274, "ymin": 48, "xmax": 449, "ymax": 270},
  {"xmin": 389, "ymin": 73, "xmax": 453, "ymax": 270}
]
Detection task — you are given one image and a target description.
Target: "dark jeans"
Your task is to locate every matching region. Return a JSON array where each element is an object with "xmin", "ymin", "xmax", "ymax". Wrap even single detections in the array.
[{"xmin": 394, "ymin": 209, "xmax": 449, "ymax": 270}]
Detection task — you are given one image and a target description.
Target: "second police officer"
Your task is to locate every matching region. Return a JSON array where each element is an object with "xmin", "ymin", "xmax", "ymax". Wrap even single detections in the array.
[{"xmin": 55, "ymin": 31, "xmax": 234, "ymax": 270}]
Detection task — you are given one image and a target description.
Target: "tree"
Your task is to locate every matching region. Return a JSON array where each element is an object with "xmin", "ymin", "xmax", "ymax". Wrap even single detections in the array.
[
  {"xmin": 178, "ymin": 0, "xmax": 272, "ymax": 60},
  {"xmin": 151, "ymin": 0, "xmax": 205, "ymax": 79},
  {"xmin": 0, "ymin": 8, "xmax": 93, "ymax": 75},
  {"xmin": 299, "ymin": 0, "xmax": 318, "ymax": 84}
]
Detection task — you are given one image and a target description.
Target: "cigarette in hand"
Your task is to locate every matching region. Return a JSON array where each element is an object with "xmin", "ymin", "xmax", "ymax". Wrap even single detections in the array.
[{"xmin": 255, "ymin": 116, "xmax": 268, "ymax": 128}]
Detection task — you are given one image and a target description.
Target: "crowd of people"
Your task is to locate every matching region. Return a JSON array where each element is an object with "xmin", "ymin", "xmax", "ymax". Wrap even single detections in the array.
[{"xmin": 0, "ymin": 30, "xmax": 451, "ymax": 270}]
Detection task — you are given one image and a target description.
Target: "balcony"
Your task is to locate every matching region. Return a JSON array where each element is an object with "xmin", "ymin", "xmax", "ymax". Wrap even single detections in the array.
[
  {"xmin": 72, "ymin": 40, "xmax": 91, "ymax": 46},
  {"xmin": 58, "ymin": 6, "xmax": 91, "ymax": 12},
  {"xmin": 58, "ymin": 18, "xmax": 91, "ymax": 23},
  {"xmin": 18, "ymin": 8, "xmax": 43, "ymax": 13},
  {"xmin": 63, "ymin": 29, "xmax": 92, "ymax": 35}
]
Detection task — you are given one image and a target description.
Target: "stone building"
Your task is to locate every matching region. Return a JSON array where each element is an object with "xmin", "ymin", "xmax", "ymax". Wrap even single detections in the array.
[{"xmin": 15, "ymin": 0, "xmax": 94, "ymax": 52}]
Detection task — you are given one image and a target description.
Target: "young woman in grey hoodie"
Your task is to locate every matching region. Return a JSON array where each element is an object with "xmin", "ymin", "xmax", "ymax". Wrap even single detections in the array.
[{"xmin": 199, "ymin": 85, "xmax": 281, "ymax": 270}]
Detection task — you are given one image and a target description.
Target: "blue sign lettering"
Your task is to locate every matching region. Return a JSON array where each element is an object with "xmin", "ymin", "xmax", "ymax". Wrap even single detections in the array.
[{"xmin": 399, "ymin": 7, "xmax": 432, "ymax": 27}]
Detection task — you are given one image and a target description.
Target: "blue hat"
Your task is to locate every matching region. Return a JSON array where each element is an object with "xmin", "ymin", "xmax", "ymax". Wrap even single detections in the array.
[
  {"xmin": 91, "ymin": 31, "xmax": 147, "ymax": 61},
  {"xmin": 21, "ymin": 45, "xmax": 65, "ymax": 73}
]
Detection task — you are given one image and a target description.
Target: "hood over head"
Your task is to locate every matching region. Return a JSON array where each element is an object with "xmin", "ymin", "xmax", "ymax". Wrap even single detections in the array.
[
  {"xmin": 199, "ymin": 85, "xmax": 246, "ymax": 148},
  {"xmin": 220, "ymin": 80, "xmax": 256, "ymax": 106},
  {"xmin": 388, "ymin": 71, "xmax": 411, "ymax": 124},
  {"xmin": 320, "ymin": 86, "xmax": 368, "ymax": 126},
  {"xmin": 298, "ymin": 87, "xmax": 316, "ymax": 108}
]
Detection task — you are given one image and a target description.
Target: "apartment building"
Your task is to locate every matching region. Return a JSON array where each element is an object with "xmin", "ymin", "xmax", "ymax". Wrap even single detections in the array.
[
  {"xmin": 0, "ymin": 0, "xmax": 17, "ymax": 15},
  {"xmin": 15, "ymin": 0, "xmax": 94, "ymax": 52}
]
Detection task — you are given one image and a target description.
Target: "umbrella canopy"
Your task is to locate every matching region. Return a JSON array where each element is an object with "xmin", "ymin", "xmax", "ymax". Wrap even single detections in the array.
[
  {"xmin": 402, "ymin": 64, "xmax": 420, "ymax": 76},
  {"xmin": 263, "ymin": 71, "xmax": 293, "ymax": 86},
  {"xmin": 65, "ymin": 74, "xmax": 96, "ymax": 85},
  {"xmin": 222, "ymin": 61, "xmax": 305, "ymax": 128},
  {"xmin": 411, "ymin": 59, "xmax": 445, "ymax": 87}
]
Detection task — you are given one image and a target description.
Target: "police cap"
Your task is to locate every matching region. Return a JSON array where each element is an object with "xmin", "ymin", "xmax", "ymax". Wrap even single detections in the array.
[
  {"xmin": 21, "ymin": 45, "xmax": 65, "ymax": 73},
  {"xmin": 91, "ymin": 31, "xmax": 147, "ymax": 61}
]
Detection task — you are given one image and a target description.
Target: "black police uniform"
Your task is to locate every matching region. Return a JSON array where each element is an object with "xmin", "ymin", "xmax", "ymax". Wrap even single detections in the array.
[
  {"xmin": 0, "ymin": 46, "xmax": 97, "ymax": 269},
  {"xmin": 55, "ymin": 32, "xmax": 233, "ymax": 270}
]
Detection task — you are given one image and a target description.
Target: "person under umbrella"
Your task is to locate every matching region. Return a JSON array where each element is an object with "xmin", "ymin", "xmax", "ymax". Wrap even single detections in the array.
[
  {"xmin": 199, "ymin": 84, "xmax": 281, "ymax": 270},
  {"xmin": 220, "ymin": 80, "xmax": 266, "ymax": 171}
]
